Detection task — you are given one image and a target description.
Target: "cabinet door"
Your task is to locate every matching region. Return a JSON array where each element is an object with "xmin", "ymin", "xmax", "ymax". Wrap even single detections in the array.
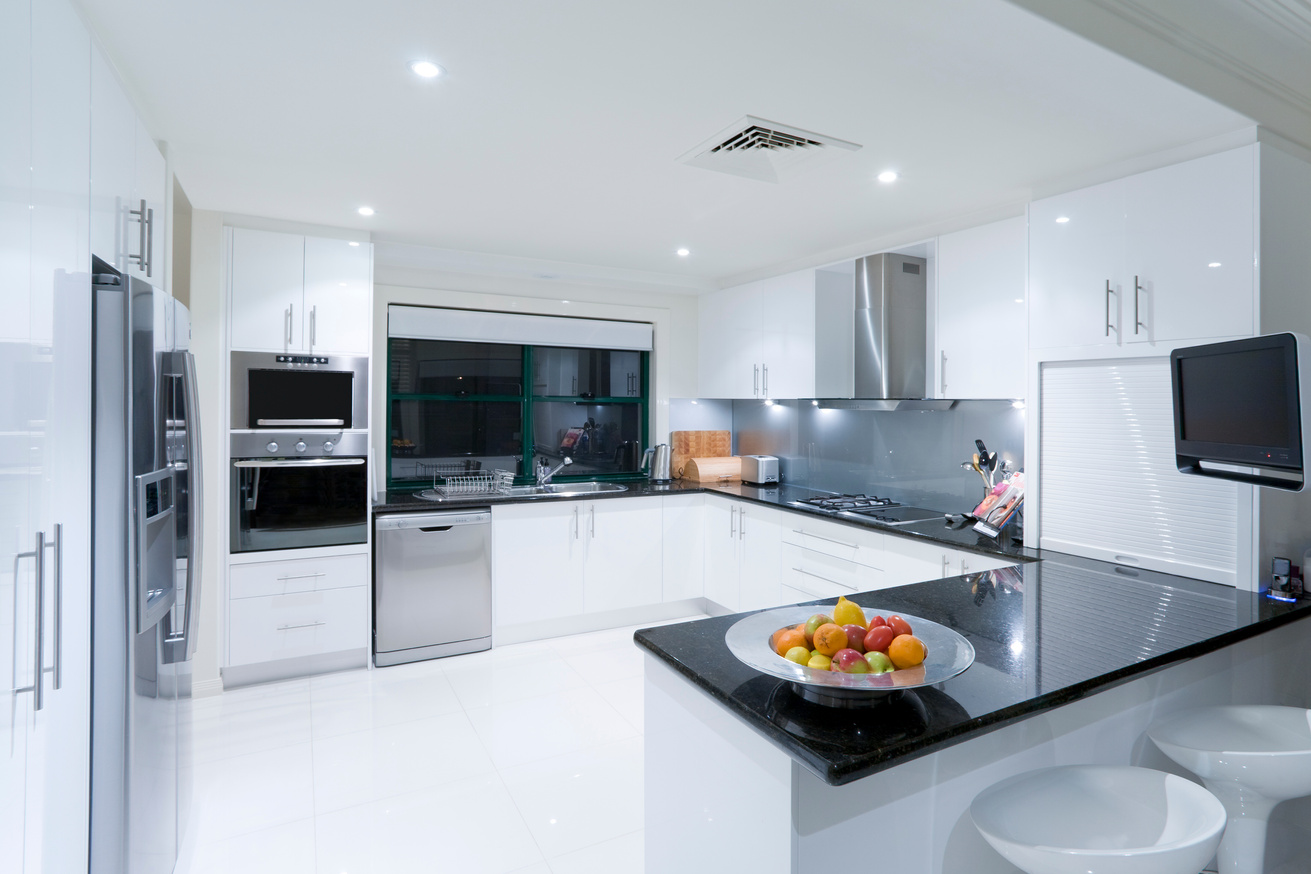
[
  {"xmin": 703, "ymin": 499, "xmax": 739, "ymax": 610},
  {"xmin": 128, "ymin": 118, "xmax": 166, "ymax": 291},
  {"xmin": 737, "ymin": 505, "xmax": 781, "ymax": 610},
  {"xmin": 89, "ymin": 48, "xmax": 135, "ymax": 275},
  {"xmin": 303, "ymin": 236, "xmax": 371, "ymax": 355},
  {"xmin": 662, "ymin": 495, "xmax": 704, "ymax": 602},
  {"xmin": 583, "ymin": 497, "xmax": 663, "ymax": 612},
  {"xmin": 759, "ymin": 269, "xmax": 815, "ymax": 399},
  {"xmin": 951, "ymin": 551, "xmax": 1017, "ymax": 576},
  {"xmin": 491, "ymin": 502, "xmax": 584, "ymax": 626},
  {"xmin": 881, "ymin": 537, "xmax": 951, "ymax": 586},
  {"xmin": 229, "ymin": 228, "xmax": 304, "ymax": 352},
  {"xmin": 936, "ymin": 217, "xmax": 1028, "ymax": 399},
  {"xmin": 1123, "ymin": 146, "xmax": 1256, "ymax": 345},
  {"xmin": 698, "ymin": 282, "xmax": 762, "ymax": 398},
  {"xmin": 1028, "ymin": 179, "xmax": 1124, "ymax": 349}
]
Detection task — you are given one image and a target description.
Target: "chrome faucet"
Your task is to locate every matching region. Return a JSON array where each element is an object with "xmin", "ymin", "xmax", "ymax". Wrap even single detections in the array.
[{"xmin": 536, "ymin": 456, "xmax": 572, "ymax": 486}]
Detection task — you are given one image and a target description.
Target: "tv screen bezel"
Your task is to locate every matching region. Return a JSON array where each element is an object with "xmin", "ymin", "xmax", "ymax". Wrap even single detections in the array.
[{"xmin": 1170, "ymin": 333, "xmax": 1303, "ymax": 472}]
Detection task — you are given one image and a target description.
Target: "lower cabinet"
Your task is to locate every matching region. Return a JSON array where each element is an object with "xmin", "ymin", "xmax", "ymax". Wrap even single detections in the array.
[
  {"xmin": 225, "ymin": 551, "xmax": 370, "ymax": 684},
  {"xmin": 882, "ymin": 537, "xmax": 1016, "ymax": 585},
  {"xmin": 704, "ymin": 496, "xmax": 782, "ymax": 611},
  {"xmin": 661, "ymin": 494, "xmax": 705, "ymax": 602}
]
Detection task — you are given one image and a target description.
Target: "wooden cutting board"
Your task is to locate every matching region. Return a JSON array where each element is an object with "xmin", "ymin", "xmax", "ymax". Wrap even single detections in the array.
[
  {"xmin": 671, "ymin": 430, "xmax": 731, "ymax": 479},
  {"xmin": 683, "ymin": 456, "xmax": 741, "ymax": 483}
]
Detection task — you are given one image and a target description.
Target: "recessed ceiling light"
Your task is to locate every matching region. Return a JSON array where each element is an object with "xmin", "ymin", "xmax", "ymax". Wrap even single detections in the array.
[
  {"xmin": 1014, "ymin": 298, "xmax": 1024, "ymax": 303},
  {"xmin": 811, "ymin": 400, "xmax": 819, "ymax": 406},
  {"xmin": 348, "ymin": 241, "xmax": 360, "ymax": 246},
  {"xmin": 877, "ymin": 170, "xmax": 898, "ymax": 184},
  {"xmin": 1208, "ymin": 262, "xmax": 1222, "ymax": 268},
  {"xmin": 1012, "ymin": 400, "xmax": 1026, "ymax": 410},
  {"xmin": 411, "ymin": 60, "xmax": 444, "ymax": 79},
  {"xmin": 1055, "ymin": 216, "xmax": 1070, "ymax": 224},
  {"xmin": 357, "ymin": 206, "xmax": 375, "ymax": 216},
  {"xmin": 676, "ymin": 248, "xmax": 690, "ymax": 257}
]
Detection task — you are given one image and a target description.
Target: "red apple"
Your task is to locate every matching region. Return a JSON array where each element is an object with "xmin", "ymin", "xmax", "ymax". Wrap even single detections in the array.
[
  {"xmin": 841, "ymin": 625, "xmax": 867, "ymax": 653},
  {"xmin": 832, "ymin": 648, "xmax": 871, "ymax": 673}
]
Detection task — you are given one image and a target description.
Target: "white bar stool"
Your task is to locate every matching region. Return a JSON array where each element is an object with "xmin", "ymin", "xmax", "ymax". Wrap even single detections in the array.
[
  {"xmin": 1148, "ymin": 705, "xmax": 1311, "ymax": 874},
  {"xmin": 970, "ymin": 765, "xmax": 1227, "ymax": 874}
]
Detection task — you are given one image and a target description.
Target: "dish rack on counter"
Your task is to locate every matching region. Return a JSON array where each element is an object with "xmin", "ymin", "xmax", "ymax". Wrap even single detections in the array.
[{"xmin": 417, "ymin": 463, "xmax": 515, "ymax": 497}]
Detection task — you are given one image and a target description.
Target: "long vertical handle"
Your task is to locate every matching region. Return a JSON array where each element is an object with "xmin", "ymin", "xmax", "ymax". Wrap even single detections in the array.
[
  {"xmin": 573, "ymin": 506, "xmax": 579, "ymax": 540},
  {"xmin": 589, "ymin": 505, "xmax": 595, "ymax": 538},
  {"xmin": 941, "ymin": 553, "xmax": 950, "ymax": 578},
  {"xmin": 753, "ymin": 365, "xmax": 759, "ymax": 397},
  {"xmin": 285, "ymin": 305, "xmax": 292, "ymax": 347},
  {"xmin": 32, "ymin": 531, "xmax": 45, "ymax": 712},
  {"xmin": 144, "ymin": 208, "xmax": 154, "ymax": 277},
  {"xmin": 762, "ymin": 365, "xmax": 768, "ymax": 398},
  {"xmin": 1134, "ymin": 276, "xmax": 1145, "ymax": 335},
  {"xmin": 50, "ymin": 524, "xmax": 61, "ymax": 690},
  {"xmin": 729, "ymin": 505, "xmax": 736, "ymax": 538},
  {"xmin": 940, "ymin": 350, "xmax": 947, "ymax": 395},
  {"xmin": 739, "ymin": 507, "xmax": 746, "ymax": 540},
  {"xmin": 310, "ymin": 305, "xmax": 317, "ymax": 351},
  {"xmin": 130, "ymin": 198, "xmax": 148, "ymax": 273},
  {"xmin": 166, "ymin": 352, "xmax": 204, "ymax": 658},
  {"xmin": 1104, "ymin": 281, "xmax": 1115, "ymax": 337}
]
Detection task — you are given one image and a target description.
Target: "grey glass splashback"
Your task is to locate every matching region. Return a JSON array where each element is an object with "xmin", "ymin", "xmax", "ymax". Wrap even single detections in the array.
[{"xmin": 729, "ymin": 399, "xmax": 1025, "ymax": 513}]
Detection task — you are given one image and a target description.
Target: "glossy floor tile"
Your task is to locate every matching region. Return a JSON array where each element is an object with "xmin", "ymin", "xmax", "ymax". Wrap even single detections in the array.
[{"xmin": 180, "ymin": 613, "xmax": 704, "ymax": 874}]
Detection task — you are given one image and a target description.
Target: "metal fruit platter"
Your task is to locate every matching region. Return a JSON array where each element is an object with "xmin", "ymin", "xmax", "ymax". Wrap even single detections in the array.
[{"xmin": 724, "ymin": 605, "xmax": 975, "ymax": 708}]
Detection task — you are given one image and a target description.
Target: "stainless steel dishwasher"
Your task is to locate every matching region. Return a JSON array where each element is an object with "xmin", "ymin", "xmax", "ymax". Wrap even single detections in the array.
[{"xmin": 374, "ymin": 510, "xmax": 492, "ymax": 666}]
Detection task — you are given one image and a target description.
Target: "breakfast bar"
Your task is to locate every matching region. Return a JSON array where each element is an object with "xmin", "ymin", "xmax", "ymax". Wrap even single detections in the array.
[{"xmin": 636, "ymin": 554, "xmax": 1311, "ymax": 874}]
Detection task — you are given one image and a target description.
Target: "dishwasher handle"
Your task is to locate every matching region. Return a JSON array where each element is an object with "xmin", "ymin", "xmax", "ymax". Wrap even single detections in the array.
[{"xmin": 375, "ymin": 511, "xmax": 491, "ymax": 531}]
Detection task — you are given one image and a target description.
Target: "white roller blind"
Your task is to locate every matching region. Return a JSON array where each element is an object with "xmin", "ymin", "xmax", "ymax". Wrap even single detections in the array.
[
  {"xmin": 1039, "ymin": 358, "xmax": 1239, "ymax": 585},
  {"xmin": 388, "ymin": 305, "xmax": 653, "ymax": 351}
]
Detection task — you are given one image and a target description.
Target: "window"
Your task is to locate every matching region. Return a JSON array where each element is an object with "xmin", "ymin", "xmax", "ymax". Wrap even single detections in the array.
[{"xmin": 387, "ymin": 338, "xmax": 649, "ymax": 490}]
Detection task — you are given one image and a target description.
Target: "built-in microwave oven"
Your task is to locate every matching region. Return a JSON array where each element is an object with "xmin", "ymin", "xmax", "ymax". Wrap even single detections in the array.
[{"xmin": 230, "ymin": 350, "xmax": 369, "ymax": 431}]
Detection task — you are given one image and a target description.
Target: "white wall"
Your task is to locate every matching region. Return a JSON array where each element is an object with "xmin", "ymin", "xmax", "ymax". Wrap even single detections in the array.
[{"xmin": 371, "ymin": 272, "xmax": 701, "ymax": 484}]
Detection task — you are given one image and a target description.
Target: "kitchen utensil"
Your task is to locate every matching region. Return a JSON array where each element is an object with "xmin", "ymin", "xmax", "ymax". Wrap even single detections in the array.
[
  {"xmin": 670, "ymin": 430, "xmax": 731, "ymax": 479},
  {"xmin": 642, "ymin": 443, "xmax": 673, "ymax": 483},
  {"xmin": 724, "ymin": 605, "xmax": 975, "ymax": 708},
  {"xmin": 682, "ymin": 456, "xmax": 741, "ymax": 483},
  {"xmin": 740, "ymin": 455, "xmax": 779, "ymax": 485}
]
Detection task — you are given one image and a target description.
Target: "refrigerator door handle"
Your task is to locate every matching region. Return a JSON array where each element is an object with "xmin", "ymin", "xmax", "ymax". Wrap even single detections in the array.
[{"xmin": 166, "ymin": 352, "xmax": 204, "ymax": 659}]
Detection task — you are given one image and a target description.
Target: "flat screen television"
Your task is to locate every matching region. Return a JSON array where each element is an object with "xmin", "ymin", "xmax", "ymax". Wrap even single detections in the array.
[{"xmin": 1171, "ymin": 332, "xmax": 1310, "ymax": 491}]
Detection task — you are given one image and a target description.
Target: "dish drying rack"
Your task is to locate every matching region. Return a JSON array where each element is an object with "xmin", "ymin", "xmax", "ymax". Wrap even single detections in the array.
[{"xmin": 417, "ymin": 462, "xmax": 515, "ymax": 497}]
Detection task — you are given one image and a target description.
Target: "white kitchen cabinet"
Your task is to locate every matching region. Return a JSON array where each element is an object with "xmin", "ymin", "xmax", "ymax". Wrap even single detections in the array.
[
  {"xmin": 698, "ymin": 268, "xmax": 815, "ymax": 399},
  {"xmin": 935, "ymin": 216, "xmax": 1028, "ymax": 399},
  {"xmin": 493, "ymin": 497, "xmax": 663, "ymax": 626},
  {"xmin": 882, "ymin": 537, "xmax": 1016, "ymax": 586},
  {"xmin": 225, "ymin": 551, "xmax": 370, "ymax": 673},
  {"xmin": 492, "ymin": 501, "xmax": 585, "ymax": 626},
  {"xmin": 1029, "ymin": 145, "xmax": 1256, "ymax": 352},
  {"xmin": 661, "ymin": 494, "xmax": 705, "ymax": 602},
  {"xmin": 703, "ymin": 496, "xmax": 781, "ymax": 611},
  {"xmin": 582, "ymin": 496, "xmax": 663, "ymax": 612},
  {"xmin": 130, "ymin": 116, "xmax": 167, "ymax": 290},
  {"xmin": 228, "ymin": 227, "xmax": 372, "ymax": 354}
]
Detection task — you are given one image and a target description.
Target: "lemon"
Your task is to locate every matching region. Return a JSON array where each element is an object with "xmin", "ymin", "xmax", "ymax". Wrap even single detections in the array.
[{"xmin": 832, "ymin": 596, "xmax": 866, "ymax": 629}]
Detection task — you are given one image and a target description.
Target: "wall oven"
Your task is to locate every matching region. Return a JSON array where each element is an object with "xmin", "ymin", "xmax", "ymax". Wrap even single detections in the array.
[
  {"xmin": 231, "ymin": 350, "xmax": 368, "ymax": 431},
  {"xmin": 230, "ymin": 431, "xmax": 369, "ymax": 554}
]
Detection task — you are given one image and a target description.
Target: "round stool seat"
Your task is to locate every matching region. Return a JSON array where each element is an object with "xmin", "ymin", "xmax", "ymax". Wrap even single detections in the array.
[
  {"xmin": 970, "ymin": 765, "xmax": 1226, "ymax": 874},
  {"xmin": 1148, "ymin": 705, "xmax": 1311, "ymax": 874}
]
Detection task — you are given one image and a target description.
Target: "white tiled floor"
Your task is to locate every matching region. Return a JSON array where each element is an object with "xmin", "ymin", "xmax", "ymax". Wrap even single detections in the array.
[{"xmin": 181, "ymin": 615, "xmax": 703, "ymax": 874}]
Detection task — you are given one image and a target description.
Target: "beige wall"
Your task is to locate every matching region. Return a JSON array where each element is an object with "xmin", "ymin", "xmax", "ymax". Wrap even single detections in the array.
[{"xmin": 370, "ymin": 271, "xmax": 701, "ymax": 493}]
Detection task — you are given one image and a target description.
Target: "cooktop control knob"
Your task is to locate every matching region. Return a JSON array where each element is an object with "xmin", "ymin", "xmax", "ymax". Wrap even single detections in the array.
[
  {"xmin": 266, "ymin": 441, "xmax": 278, "ymax": 453},
  {"xmin": 323, "ymin": 440, "xmax": 335, "ymax": 453},
  {"xmin": 295, "ymin": 441, "xmax": 307, "ymax": 453}
]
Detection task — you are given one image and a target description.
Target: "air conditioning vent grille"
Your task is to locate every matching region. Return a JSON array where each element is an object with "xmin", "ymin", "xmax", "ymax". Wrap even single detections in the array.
[
  {"xmin": 711, "ymin": 126, "xmax": 825, "ymax": 153},
  {"xmin": 678, "ymin": 115, "xmax": 860, "ymax": 183}
]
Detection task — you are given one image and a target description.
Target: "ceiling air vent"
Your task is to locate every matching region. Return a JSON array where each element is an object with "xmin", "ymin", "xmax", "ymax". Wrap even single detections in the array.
[{"xmin": 678, "ymin": 116, "xmax": 861, "ymax": 183}]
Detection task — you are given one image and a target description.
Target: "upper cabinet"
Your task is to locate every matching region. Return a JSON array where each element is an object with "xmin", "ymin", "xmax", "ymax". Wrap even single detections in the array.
[
  {"xmin": 228, "ymin": 228, "xmax": 372, "ymax": 355},
  {"xmin": 934, "ymin": 216, "xmax": 1027, "ymax": 399},
  {"xmin": 90, "ymin": 47, "xmax": 167, "ymax": 291},
  {"xmin": 698, "ymin": 268, "xmax": 816, "ymax": 399},
  {"xmin": 1029, "ymin": 145, "xmax": 1256, "ymax": 351}
]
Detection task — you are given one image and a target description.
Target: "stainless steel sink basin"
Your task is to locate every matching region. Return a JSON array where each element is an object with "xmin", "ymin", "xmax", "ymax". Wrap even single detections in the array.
[
  {"xmin": 498, "ymin": 485, "xmax": 546, "ymax": 497},
  {"xmin": 539, "ymin": 482, "xmax": 628, "ymax": 495}
]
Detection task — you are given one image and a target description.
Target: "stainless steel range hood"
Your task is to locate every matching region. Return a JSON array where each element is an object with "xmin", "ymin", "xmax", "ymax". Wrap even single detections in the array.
[{"xmin": 815, "ymin": 252, "xmax": 946, "ymax": 406}]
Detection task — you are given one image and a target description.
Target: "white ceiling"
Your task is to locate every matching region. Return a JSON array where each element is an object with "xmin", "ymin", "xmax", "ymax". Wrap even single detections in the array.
[{"xmin": 76, "ymin": 0, "xmax": 1254, "ymax": 289}]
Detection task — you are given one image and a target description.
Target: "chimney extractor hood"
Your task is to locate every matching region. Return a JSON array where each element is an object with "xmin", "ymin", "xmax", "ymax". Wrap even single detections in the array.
[{"xmin": 815, "ymin": 253, "xmax": 929, "ymax": 400}]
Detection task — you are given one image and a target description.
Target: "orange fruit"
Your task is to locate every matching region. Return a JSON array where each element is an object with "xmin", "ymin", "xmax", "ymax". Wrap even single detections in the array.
[
  {"xmin": 774, "ymin": 627, "xmax": 807, "ymax": 657},
  {"xmin": 887, "ymin": 634, "xmax": 926, "ymax": 669},
  {"xmin": 811, "ymin": 623, "xmax": 848, "ymax": 657}
]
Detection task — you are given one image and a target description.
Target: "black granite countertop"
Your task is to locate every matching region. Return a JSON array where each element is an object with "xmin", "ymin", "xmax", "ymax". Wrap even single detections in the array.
[
  {"xmin": 634, "ymin": 553, "xmax": 1311, "ymax": 786},
  {"xmin": 374, "ymin": 479, "xmax": 1037, "ymax": 562}
]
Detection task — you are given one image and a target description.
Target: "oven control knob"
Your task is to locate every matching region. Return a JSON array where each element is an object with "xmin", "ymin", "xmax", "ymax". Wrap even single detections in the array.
[
  {"xmin": 323, "ymin": 441, "xmax": 335, "ymax": 453},
  {"xmin": 295, "ymin": 441, "xmax": 307, "ymax": 453},
  {"xmin": 265, "ymin": 441, "xmax": 278, "ymax": 453}
]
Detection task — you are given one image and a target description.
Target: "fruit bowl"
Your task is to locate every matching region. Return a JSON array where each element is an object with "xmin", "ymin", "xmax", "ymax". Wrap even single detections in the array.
[{"xmin": 724, "ymin": 605, "xmax": 975, "ymax": 708}]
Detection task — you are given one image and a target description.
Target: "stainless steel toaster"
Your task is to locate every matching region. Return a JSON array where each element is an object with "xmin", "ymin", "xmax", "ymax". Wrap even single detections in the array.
[{"xmin": 740, "ymin": 455, "xmax": 779, "ymax": 485}]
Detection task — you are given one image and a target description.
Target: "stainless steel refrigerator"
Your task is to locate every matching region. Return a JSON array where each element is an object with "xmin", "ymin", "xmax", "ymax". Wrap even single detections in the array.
[{"xmin": 89, "ymin": 258, "xmax": 203, "ymax": 874}]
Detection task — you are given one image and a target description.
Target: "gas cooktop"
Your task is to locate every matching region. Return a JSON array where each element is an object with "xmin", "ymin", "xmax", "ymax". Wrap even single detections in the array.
[{"xmin": 790, "ymin": 493, "xmax": 944, "ymax": 527}]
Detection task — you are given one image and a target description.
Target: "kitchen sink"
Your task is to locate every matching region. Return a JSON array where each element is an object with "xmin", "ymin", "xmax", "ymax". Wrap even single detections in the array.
[
  {"xmin": 538, "ymin": 482, "xmax": 628, "ymax": 495},
  {"xmin": 416, "ymin": 481, "xmax": 630, "ymax": 502}
]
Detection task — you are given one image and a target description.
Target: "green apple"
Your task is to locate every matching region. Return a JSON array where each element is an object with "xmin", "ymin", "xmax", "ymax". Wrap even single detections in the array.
[{"xmin": 864, "ymin": 651, "xmax": 894, "ymax": 674}]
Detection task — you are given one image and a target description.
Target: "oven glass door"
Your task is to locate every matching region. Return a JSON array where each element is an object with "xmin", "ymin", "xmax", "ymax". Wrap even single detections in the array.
[
  {"xmin": 247, "ymin": 368, "xmax": 355, "ymax": 429},
  {"xmin": 231, "ymin": 458, "xmax": 367, "ymax": 553}
]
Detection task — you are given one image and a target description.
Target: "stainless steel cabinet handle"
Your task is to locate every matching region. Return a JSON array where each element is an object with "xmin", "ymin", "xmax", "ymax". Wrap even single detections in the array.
[
  {"xmin": 276, "ymin": 621, "xmax": 326, "ymax": 631},
  {"xmin": 573, "ymin": 506, "xmax": 579, "ymax": 540},
  {"xmin": 960, "ymin": 559, "xmax": 970, "ymax": 574},
  {"xmin": 941, "ymin": 554, "xmax": 950, "ymax": 577},
  {"xmin": 753, "ymin": 364, "xmax": 759, "ymax": 397},
  {"xmin": 49, "ymin": 525, "xmax": 61, "ymax": 690},
  {"xmin": 729, "ymin": 505, "xmax": 736, "ymax": 538},
  {"xmin": 129, "ymin": 199, "xmax": 151, "ymax": 276},
  {"xmin": 589, "ymin": 505, "xmax": 595, "ymax": 538},
  {"xmin": 1104, "ymin": 280, "xmax": 1116, "ymax": 337},
  {"xmin": 277, "ymin": 572, "xmax": 325, "ymax": 582},
  {"xmin": 1134, "ymin": 276, "xmax": 1145, "ymax": 335},
  {"xmin": 791, "ymin": 529, "xmax": 859, "ymax": 549},
  {"xmin": 32, "ymin": 532, "xmax": 45, "ymax": 711},
  {"xmin": 762, "ymin": 364, "xmax": 768, "ymax": 397},
  {"xmin": 145, "ymin": 208, "xmax": 154, "ymax": 277},
  {"xmin": 234, "ymin": 457, "xmax": 364, "ymax": 468},
  {"xmin": 790, "ymin": 567, "xmax": 856, "ymax": 591},
  {"xmin": 285, "ymin": 305, "xmax": 293, "ymax": 347},
  {"xmin": 739, "ymin": 507, "xmax": 746, "ymax": 540},
  {"xmin": 940, "ymin": 350, "xmax": 947, "ymax": 395},
  {"xmin": 310, "ymin": 305, "xmax": 317, "ymax": 350}
]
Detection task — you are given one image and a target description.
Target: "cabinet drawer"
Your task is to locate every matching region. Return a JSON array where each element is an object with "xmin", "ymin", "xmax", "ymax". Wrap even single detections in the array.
[
  {"xmin": 782, "ymin": 517, "xmax": 884, "ymax": 568},
  {"xmin": 229, "ymin": 552, "xmax": 369, "ymax": 599},
  {"xmin": 781, "ymin": 543, "xmax": 882, "ymax": 599},
  {"xmin": 228, "ymin": 586, "xmax": 368, "ymax": 666}
]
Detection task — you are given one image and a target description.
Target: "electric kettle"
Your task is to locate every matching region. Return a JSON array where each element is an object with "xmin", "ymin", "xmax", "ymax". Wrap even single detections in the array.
[{"xmin": 641, "ymin": 444, "xmax": 673, "ymax": 483}]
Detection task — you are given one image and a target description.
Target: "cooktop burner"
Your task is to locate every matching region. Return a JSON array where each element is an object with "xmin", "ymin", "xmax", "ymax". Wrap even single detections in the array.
[{"xmin": 796, "ymin": 493, "xmax": 901, "ymax": 511}]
